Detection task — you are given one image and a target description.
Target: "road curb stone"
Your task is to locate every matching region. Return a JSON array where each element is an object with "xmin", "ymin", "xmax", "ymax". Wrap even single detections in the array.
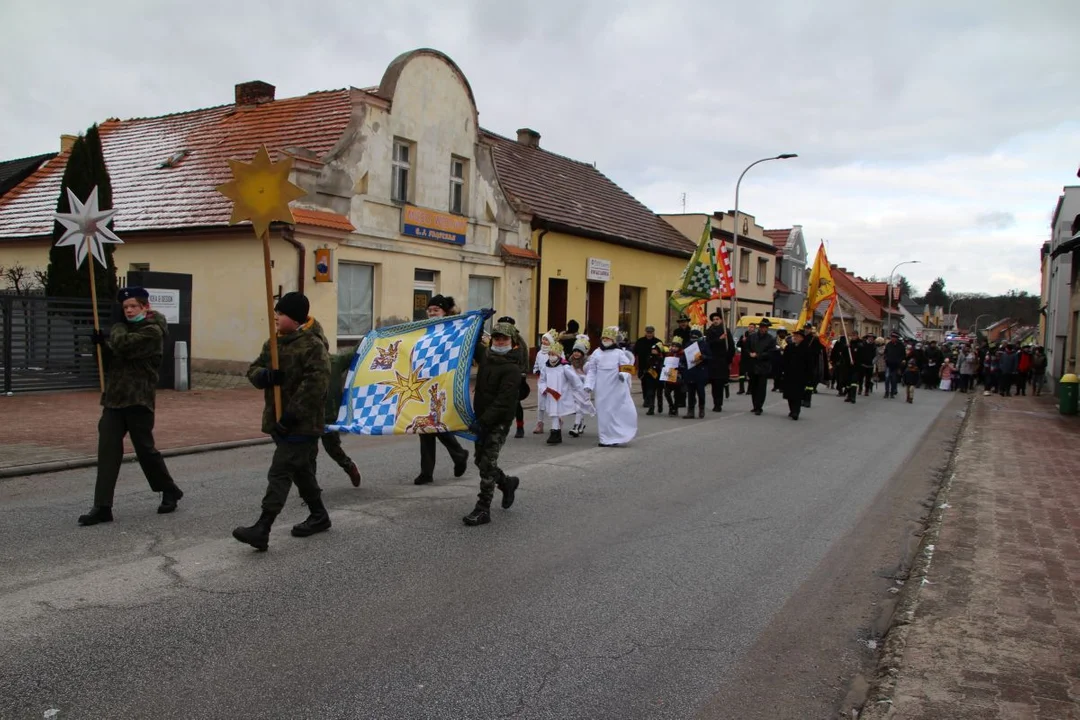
[{"xmin": 857, "ymin": 393, "xmax": 976, "ymax": 719}]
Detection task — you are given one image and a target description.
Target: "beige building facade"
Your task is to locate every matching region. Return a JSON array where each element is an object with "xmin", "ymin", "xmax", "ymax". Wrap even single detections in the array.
[{"xmin": 0, "ymin": 49, "xmax": 534, "ymax": 370}]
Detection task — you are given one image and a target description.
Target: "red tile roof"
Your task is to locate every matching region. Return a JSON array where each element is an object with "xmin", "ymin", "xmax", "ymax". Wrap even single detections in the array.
[
  {"xmin": 291, "ymin": 207, "xmax": 354, "ymax": 232},
  {"xmin": 764, "ymin": 228, "xmax": 791, "ymax": 250},
  {"xmin": 775, "ymin": 278, "xmax": 792, "ymax": 293},
  {"xmin": 854, "ymin": 281, "xmax": 901, "ymax": 304},
  {"xmin": 0, "ymin": 90, "xmax": 354, "ymax": 238},
  {"xmin": 500, "ymin": 244, "xmax": 540, "ymax": 260},
  {"xmin": 481, "ymin": 130, "xmax": 695, "ymax": 258},
  {"xmin": 831, "ymin": 265, "xmax": 884, "ymax": 320}
]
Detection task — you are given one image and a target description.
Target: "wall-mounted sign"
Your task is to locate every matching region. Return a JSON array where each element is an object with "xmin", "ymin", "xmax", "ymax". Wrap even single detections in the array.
[
  {"xmin": 314, "ymin": 247, "xmax": 334, "ymax": 282},
  {"xmin": 586, "ymin": 257, "xmax": 611, "ymax": 282},
  {"xmin": 402, "ymin": 205, "xmax": 468, "ymax": 245},
  {"xmin": 146, "ymin": 288, "xmax": 180, "ymax": 324}
]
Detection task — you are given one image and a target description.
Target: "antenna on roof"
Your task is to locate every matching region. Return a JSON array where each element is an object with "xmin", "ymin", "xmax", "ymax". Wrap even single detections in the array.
[{"xmin": 681, "ymin": 192, "xmax": 687, "ymax": 213}]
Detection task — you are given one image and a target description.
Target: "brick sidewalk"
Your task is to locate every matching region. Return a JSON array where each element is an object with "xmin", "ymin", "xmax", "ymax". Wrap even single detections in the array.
[
  {"xmin": 0, "ymin": 373, "xmax": 567, "ymax": 474},
  {"xmin": 866, "ymin": 393, "xmax": 1080, "ymax": 719}
]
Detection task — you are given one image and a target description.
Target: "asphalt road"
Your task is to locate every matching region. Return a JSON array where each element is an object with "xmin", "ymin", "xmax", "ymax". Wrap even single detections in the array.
[{"xmin": 0, "ymin": 387, "xmax": 963, "ymax": 720}]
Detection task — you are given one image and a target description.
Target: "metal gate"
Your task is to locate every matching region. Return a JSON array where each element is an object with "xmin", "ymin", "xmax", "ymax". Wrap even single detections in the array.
[{"xmin": 0, "ymin": 294, "xmax": 110, "ymax": 394}]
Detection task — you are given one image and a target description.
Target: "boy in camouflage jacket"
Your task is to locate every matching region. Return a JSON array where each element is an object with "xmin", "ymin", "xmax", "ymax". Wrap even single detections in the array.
[
  {"xmin": 463, "ymin": 321, "xmax": 524, "ymax": 526},
  {"xmin": 78, "ymin": 287, "xmax": 184, "ymax": 526},
  {"xmin": 233, "ymin": 292, "xmax": 331, "ymax": 551}
]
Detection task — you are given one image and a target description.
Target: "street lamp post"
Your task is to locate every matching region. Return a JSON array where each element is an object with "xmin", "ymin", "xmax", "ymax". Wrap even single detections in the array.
[
  {"xmin": 947, "ymin": 298, "xmax": 958, "ymax": 332},
  {"xmin": 973, "ymin": 313, "xmax": 991, "ymax": 339},
  {"xmin": 728, "ymin": 154, "xmax": 798, "ymax": 325},
  {"xmin": 886, "ymin": 260, "xmax": 920, "ymax": 335}
]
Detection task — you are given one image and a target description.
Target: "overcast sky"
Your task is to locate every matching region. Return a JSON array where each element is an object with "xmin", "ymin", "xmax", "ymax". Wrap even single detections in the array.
[{"xmin": 2, "ymin": 0, "xmax": 1077, "ymax": 295}]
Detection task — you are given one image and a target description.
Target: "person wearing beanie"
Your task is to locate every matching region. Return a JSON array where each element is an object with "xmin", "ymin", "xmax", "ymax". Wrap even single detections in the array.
[
  {"xmin": 463, "ymin": 321, "xmax": 524, "ymax": 526},
  {"xmin": 78, "ymin": 287, "xmax": 185, "ymax": 526},
  {"xmin": 567, "ymin": 336, "xmax": 595, "ymax": 435},
  {"xmin": 558, "ymin": 319, "xmax": 581, "ymax": 357},
  {"xmin": 497, "ymin": 315, "xmax": 531, "ymax": 438},
  {"xmin": 233, "ymin": 292, "xmax": 331, "ymax": 551},
  {"xmin": 584, "ymin": 326, "xmax": 638, "ymax": 447},
  {"xmin": 413, "ymin": 295, "xmax": 471, "ymax": 485}
]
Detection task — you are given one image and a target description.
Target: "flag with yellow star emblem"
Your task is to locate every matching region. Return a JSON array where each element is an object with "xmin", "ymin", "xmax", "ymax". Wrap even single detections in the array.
[{"xmin": 327, "ymin": 310, "xmax": 490, "ymax": 437}]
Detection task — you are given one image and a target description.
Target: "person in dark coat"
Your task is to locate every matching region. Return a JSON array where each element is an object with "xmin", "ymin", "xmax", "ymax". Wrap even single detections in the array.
[
  {"xmin": 79, "ymin": 287, "xmax": 184, "ymax": 526},
  {"xmin": 883, "ymin": 332, "xmax": 906, "ymax": 398},
  {"xmin": 830, "ymin": 336, "xmax": 851, "ymax": 398},
  {"xmin": 633, "ymin": 324, "xmax": 662, "ymax": 407},
  {"xmin": 781, "ymin": 328, "xmax": 810, "ymax": 419},
  {"xmin": 801, "ymin": 323, "xmax": 829, "ymax": 408},
  {"xmin": 558, "ymin": 319, "xmax": 581, "ymax": 357},
  {"xmin": 704, "ymin": 313, "xmax": 735, "ymax": 412},
  {"xmin": 414, "ymin": 296, "xmax": 470, "ymax": 484},
  {"xmin": 737, "ymin": 322, "xmax": 757, "ymax": 394},
  {"xmin": 854, "ymin": 333, "xmax": 877, "ymax": 396},
  {"xmin": 744, "ymin": 319, "xmax": 777, "ymax": 415},
  {"xmin": 771, "ymin": 328, "xmax": 788, "ymax": 392},
  {"xmin": 680, "ymin": 329, "xmax": 712, "ymax": 418}
]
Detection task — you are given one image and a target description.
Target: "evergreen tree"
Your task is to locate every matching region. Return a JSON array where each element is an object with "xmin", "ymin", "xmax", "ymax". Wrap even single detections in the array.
[
  {"xmin": 45, "ymin": 125, "xmax": 118, "ymax": 299},
  {"xmin": 923, "ymin": 277, "xmax": 949, "ymax": 309}
]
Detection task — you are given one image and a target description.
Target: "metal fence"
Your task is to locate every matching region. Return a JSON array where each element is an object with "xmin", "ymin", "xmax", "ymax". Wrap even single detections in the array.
[{"xmin": 0, "ymin": 294, "xmax": 111, "ymax": 394}]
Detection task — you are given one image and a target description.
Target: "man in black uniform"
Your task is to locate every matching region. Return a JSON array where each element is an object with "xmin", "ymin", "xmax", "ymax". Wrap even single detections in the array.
[
  {"xmin": 744, "ymin": 318, "xmax": 777, "ymax": 415},
  {"xmin": 671, "ymin": 314, "xmax": 693, "ymax": 348},
  {"xmin": 633, "ymin": 325, "xmax": 662, "ymax": 407},
  {"xmin": 704, "ymin": 313, "xmax": 735, "ymax": 412},
  {"xmin": 781, "ymin": 328, "xmax": 810, "ymax": 419},
  {"xmin": 79, "ymin": 287, "xmax": 184, "ymax": 526},
  {"xmin": 801, "ymin": 323, "xmax": 829, "ymax": 408}
]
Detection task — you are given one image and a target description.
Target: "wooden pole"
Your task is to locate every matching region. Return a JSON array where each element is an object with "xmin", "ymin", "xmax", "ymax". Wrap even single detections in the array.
[
  {"xmin": 261, "ymin": 229, "xmax": 283, "ymax": 420},
  {"xmin": 87, "ymin": 257, "xmax": 105, "ymax": 393}
]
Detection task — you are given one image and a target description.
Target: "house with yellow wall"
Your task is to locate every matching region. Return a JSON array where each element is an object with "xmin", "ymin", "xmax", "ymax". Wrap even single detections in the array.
[
  {"xmin": 482, "ymin": 130, "xmax": 695, "ymax": 348},
  {"xmin": 661, "ymin": 211, "xmax": 777, "ymax": 322},
  {"xmin": 0, "ymin": 49, "xmax": 534, "ymax": 371}
]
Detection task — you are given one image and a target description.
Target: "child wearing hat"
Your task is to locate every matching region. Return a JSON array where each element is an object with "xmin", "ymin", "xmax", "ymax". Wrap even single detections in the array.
[
  {"xmin": 903, "ymin": 358, "xmax": 920, "ymax": 404},
  {"xmin": 78, "ymin": 286, "xmax": 185, "ymax": 526},
  {"xmin": 233, "ymin": 291, "xmax": 331, "ymax": 550},
  {"xmin": 663, "ymin": 338, "xmax": 686, "ymax": 417},
  {"xmin": 568, "ymin": 336, "xmax": 595, "ymax": 437},
  {"xmin": 584, "ymin": 326, "xmax": 638, "ymax": 446},
  {"xmin": 463, "ymin": 321, "xmax": 525, "ymax": 526},
  {"xmin": 642, "ymin": 341, "xmax": 666, "ymax": 416},
  {"xmin": 537, "ymin": 340, "xmax": 582, "ymax": 445},
  {"xmin": 531, "ymin": 329, "xmax": 558, "ymax": 434},
  {"xmin": 496, "ymin": 315, "xmax": 530, "ymax": 439}
]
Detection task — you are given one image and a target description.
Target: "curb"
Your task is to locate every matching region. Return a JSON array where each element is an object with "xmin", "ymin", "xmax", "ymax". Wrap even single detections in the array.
[
  {"xmin": 857, "ymin": 393, "xmax": 976, "ymax": 719},
  {"xmin": 0, "ymin": 437, "xmax": 273, "ymax": 480},
  {"xmin": 0, "ymin": 387, "xmax": 641, "ymax": 480}
]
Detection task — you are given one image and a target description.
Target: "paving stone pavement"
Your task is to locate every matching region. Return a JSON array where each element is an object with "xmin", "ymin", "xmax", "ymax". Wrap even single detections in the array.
[{"xmin": 871, "ymin": 392, "xmax": 1080, "ymax": 720}]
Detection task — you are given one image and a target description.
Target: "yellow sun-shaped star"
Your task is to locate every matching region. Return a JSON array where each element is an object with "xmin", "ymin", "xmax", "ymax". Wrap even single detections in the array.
[
  {"xmin": 215, "ymin": 145, "xmax": 307, "ymax": 237},
  {"xmin": 380, "ymin": 364, "xmax": 428, "ymax": 413}
]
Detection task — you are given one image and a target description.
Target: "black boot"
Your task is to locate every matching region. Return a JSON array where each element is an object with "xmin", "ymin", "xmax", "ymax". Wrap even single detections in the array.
[
  {"xmin": 413, "ymin": 473, "xmax": 433, "ymax": 485},
  {"xmin": 232, "ymin": 511, "xmax": 277, "ymax": 551},
  {"xmin": 498, "ymin": 475, "xmax": 519, "ymax": 508},
  {"xmin": 453, "ymin": 451, "xmax": 470, "ymax": 478},
  {"xmin": 698, "ymin": 405, "xmax": 705, "ymax": 418},
  {"xmin": 292, "ymin": 496, "xmax": 331, "ymax": 537},
  {"xmin": 157, "ymin": 484, "xmax": 184, "ymax": 514},
  {"xmin": 514, "ymin": 425, "xmax": 525, "ymax": 439},
  {"xmin": 646, "ymin": 407, "xmax": 655, "ymax": 416},
  {"xmin": 345, "ymin": 462, "xmax": 362, "ymax": 487},
  {"xmin": 463, "ymin": 503, "xmax": 491, "ymax": 526},
  {"xmin": 683, "ymin": 406, "xmax": 695, "ymax": 419},
  {"xmin": 78, "ymin": 505, "xmax": 113, "ymax": 526},
  {"xmin": 546, "ymin": 429, "xmax": 562, "ymax": 445}
]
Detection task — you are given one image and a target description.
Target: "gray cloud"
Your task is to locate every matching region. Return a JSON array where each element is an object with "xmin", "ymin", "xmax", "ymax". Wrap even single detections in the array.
[{"xmin": 974, "ymin": 211, "xmax": 1017, "ymax": 230}]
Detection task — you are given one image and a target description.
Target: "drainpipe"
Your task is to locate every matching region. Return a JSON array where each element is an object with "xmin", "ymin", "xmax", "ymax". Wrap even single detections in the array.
[
  {"xmin": 281, "ymin": 225, "xmax": 306, "ymax": 295},
  {"xmin": 532, "ymin": 228, "xmax": 548, "ymax": 348}
]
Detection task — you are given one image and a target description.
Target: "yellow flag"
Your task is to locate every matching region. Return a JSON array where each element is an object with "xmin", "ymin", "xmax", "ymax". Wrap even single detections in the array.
[{"xmin": 797, "ymin": 242, "xmax": 836, "ymax": 327}]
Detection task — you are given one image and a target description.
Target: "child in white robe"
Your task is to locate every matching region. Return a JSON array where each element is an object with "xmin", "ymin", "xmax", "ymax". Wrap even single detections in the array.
[
  {"xmin": 567, "ymin": 336, "xmax": 594, "ymax": 437},
  {"xmin": 537, "ymin": 342, "xmax": 582, "ymax": 445},
  {"xmin": 531, "ymin": 329, "xmax": 557, "ymax": 434},
  {"xmin": 585, "ymin": 326, "xmax": 638, "ymax": 447}
]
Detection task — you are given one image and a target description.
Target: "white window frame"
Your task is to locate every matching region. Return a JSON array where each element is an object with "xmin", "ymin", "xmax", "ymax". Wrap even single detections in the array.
[
  {"xmin": 449, "ymin": 156, "xmax": 466, "ymax": 215},
  {"xmin": 392, "ymin": 139, "xmax": 412, "ymax": 203},
  {"xmin": 338, "ymin": 263, "xmax": 375, "ymax": 339},
  {"xmin": 757, "ymin": 257, "xmax": 768, "ymax": 285},
  {"xmin": 468, "ymin": 275, "xmax": 496, "ymax": 331}
]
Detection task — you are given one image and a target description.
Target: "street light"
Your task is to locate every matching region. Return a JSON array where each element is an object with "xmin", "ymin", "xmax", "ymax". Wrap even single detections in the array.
[
  {"xmin": 973, "ymin": 313, "xmax": 991, "ymax": 339},
  {"xmin": 947, "ymin": 298, "xmax": 958, "ymax": 332},
  {"xmin": 728, "ymin": 154, "xmax": 798, "ymax": 325},
  {"xmin": 886, "ymin": 260, "xmax": 920, "ymax": 334}
]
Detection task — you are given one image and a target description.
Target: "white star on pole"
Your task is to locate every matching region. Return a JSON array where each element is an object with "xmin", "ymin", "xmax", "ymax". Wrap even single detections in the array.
[{"xmin": 53, "ymin": 187, "xmax": 123, "ymax": 268}]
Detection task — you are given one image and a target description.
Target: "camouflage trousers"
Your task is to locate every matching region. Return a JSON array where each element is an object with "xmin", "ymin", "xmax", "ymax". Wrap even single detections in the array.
[
  {"xmin": 262, "ymin": 439, "xmax": 322, "ymax": 514},
  {"xmin": 320, "ymin": 431, "xmax": 353, "ymax": 469},
  {"xmin": 474, "ymin": 421, "xmax": 511, "ymax": 507}
]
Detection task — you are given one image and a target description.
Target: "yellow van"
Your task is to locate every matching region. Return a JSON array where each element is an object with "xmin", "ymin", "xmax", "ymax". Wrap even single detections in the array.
[{"xmin": 732, "ymin": 316, "xmax": 797, "ymax": 342}]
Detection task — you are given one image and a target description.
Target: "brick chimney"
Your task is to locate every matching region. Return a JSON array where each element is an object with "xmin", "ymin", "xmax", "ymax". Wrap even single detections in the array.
[
  {"xmin": 516, "ymin": 128, "xmax": 541, "ymax": 148},
  {"xmin": 61, "ymin": 134, "xmax": 77, "ymax": 153},
  {"xmin": 235, "ymin": 81, "xmax": 276, "ymax": 106}
]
